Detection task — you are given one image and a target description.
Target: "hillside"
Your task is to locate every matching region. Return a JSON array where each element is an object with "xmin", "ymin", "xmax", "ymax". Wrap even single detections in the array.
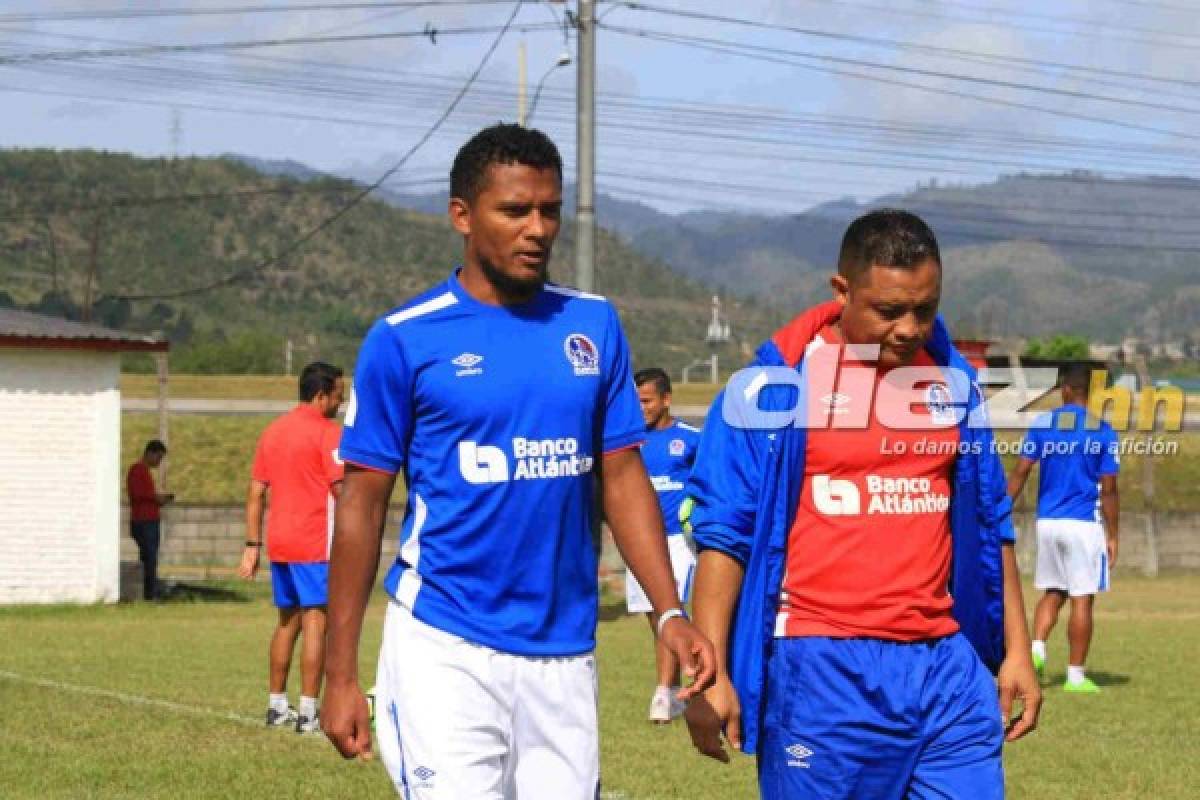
[
  {"xmin": 0, "ymin": 149, "xmax": 783, "ymax": 374},
  {"xmin": 627, "ymin": 174, "xmax": 1200, "ymax": 343}
]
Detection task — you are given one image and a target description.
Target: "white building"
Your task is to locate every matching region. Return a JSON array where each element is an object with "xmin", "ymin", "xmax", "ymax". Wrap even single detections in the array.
[{"xmin": 0, "ymin": 310, "xmax": 167, "ymax": 604}]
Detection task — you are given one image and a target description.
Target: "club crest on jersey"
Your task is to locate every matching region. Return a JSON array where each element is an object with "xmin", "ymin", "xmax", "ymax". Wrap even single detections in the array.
[
  {"xmin": 925, "ymin": 382, "xmax": 956, "ymax": 425},
  {"xmin": 452, "ymin": 352, "xmax": 484, "ymax": 377},
  {"xmin": 564, "ymin": 333, "xmax": 600, "ymax": 376},
  {"xmin": 669, "ymin": 438, "xmax": 686, "ymax": 456}
]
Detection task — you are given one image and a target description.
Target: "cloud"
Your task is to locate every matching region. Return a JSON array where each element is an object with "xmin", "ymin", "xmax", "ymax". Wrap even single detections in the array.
[{"xmin": 48, "ymin": 100, "xmax": 116, "ymax": 119}]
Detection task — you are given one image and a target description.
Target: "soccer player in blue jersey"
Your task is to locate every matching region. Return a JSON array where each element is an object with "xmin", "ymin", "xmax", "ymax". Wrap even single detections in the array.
[
  {"xmin": 627, "ymin": 367, "xmax": 702, "ymax": 723},
  {"xmin": 1008, "ymin": 364, "xmax": 1120, "ymax": 694},
  {"xmin": 321, "ymin": 124, "xmax": 716, "ymax": 798}
]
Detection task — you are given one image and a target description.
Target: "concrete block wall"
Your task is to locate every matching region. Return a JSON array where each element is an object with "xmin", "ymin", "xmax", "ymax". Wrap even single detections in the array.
[{"xmin": 122, "ymin": 505, "xmax": 1197, "ymax": 579}]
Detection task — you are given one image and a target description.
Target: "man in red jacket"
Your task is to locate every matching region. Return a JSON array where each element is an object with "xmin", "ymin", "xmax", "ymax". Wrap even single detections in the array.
[{"xmin": 126, "ymin": 440, "xmax": 174, "ymax": 601}]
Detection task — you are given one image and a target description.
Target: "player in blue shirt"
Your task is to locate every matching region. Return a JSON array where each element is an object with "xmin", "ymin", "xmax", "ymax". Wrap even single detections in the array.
[
  {"xmin": 1009, "ymin": 364, "xmax": 1120, "ymax": 694},
  {"xmin": 627, "ymin": 367, "xmax": 701, "ymax": 723},
  {"xmin": 320, "ymin": 124, "xmax": 716, "ymax": 798}
]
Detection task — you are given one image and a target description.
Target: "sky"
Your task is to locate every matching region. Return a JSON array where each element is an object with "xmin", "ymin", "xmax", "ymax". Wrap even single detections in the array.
[{"xmin": 2, "ymin": 0, "xmax": 1199, "ymax": 214}]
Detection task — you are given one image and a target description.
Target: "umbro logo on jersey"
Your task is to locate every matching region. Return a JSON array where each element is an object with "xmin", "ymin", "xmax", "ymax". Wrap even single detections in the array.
[
  {"xmin": 564, "ymin": 333, "xmax": 600, "ymax": 376},
  {"xmin": 785, "ymin": 743, "xmax": 814, "ymax": 768},
  {"xmin": 411, "ymin": 765, "xmax": 436, "ymax": 787},
  {"xmin": 452, "ymin": 352, "xmax": 484, "ymax": 377},
  {"xmin": 820, "ymin": 392, "xmax": 851, "ymax": 415}
]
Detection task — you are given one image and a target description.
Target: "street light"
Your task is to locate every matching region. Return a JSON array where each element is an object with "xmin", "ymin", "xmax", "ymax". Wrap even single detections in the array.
[{"xmin": 526, "ymin": 50, "xmax": 572, "ymax": 126}]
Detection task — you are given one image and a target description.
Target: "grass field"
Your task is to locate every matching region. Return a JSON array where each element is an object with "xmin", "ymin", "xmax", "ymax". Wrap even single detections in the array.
[
  {"xmin": 1, "ymin": 576, "xmax": 1197, "ymax": 799},
  {"xmin": 122, "ymin": 411, "xmax": 1199, "ymax": 509}
]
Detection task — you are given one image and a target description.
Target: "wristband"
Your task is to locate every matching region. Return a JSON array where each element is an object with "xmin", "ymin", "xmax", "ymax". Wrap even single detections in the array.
[
  {"xmin": 245, "ymin": 541, "xmax": 262, "ymax": 548},
  {"xmin": 656, "ymin": 607, "xmax": 688, "ymax": 638}
]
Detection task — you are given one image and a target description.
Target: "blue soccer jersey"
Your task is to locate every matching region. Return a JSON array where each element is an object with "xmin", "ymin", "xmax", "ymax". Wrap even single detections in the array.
[
  {"xmin": 1020, "ymin": 404, "xmax": 1120, "ymax": 521},
  {"xmin": 339, "ymin": 271, "xmax": 644, "ymax": 657},
  {"xmin": 641, "ymin": 420, "xmax": 700, "ymax": 535}
]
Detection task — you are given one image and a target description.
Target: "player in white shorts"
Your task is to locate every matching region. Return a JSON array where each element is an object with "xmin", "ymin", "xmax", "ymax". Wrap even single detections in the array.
[
  {"xmin": 1009, "ymin": 364, "xmax": 1120, "ymax": 694},
  {"xmin": 626, "ymin": 368, "xmax": 701, "ymax": 723},
  {"xmin": 321, "ymin": 125, "xmax": 716, "ymax": 799}
]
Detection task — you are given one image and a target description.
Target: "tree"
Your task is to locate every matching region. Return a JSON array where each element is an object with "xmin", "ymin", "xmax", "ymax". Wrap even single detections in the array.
[{"xmin": 1024, "ymin": 334, "xmax": 1090, "ymax": 360}]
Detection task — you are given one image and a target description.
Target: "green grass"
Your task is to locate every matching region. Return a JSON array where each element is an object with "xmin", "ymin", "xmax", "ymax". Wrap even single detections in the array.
[
  {"xmin": 1, "ymin": 577, "xmax": 1197, "ymax": 798},
  {"xmin": 122, "ymin": 414, "xmax": 274, "ymax": 504},
  {"xmin": 121, "ymin": 374, "xmax": 301, "ymax": 401}
]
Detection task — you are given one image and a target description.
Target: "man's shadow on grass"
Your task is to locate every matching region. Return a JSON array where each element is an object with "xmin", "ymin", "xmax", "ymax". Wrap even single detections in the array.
[
  {"xmin": 1043, "ymin": 670, "xmax": 1131, "ymax": 688},
  {"xmin": 158, "ymin": 581, "xmax": 252, "ymax": 604}
]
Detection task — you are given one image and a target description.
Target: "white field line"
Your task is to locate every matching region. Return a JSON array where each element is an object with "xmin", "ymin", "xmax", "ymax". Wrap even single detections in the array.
[
  {"xmin": 0, "ymin": 669, "xmax": 262, "ymax": 728},
  {"xmin": 0, "ymin": 669, "xmax": 646, "ymax": 795}
]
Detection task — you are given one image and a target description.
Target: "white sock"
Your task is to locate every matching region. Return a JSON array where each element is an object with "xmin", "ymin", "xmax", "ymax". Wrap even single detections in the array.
[
  {"xmin": 299, "ymin": 695, "xmax": 318, "ymax": 719},
  {"xmin": 269, "ymin": 693, "xmax": 289, "ymax": 713},
  {"xmin": 1066, "ymin": 665, "xmax": 1087, "ymax": 685},
  {"xmin": 1032, "ymin": 640, "xmax": 1046, "ymax": 661}
]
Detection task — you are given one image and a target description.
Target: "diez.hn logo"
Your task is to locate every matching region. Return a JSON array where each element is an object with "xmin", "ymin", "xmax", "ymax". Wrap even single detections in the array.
[{"xmin": 564, "ymin": 333, "xmax": 600, "ymax": 376}]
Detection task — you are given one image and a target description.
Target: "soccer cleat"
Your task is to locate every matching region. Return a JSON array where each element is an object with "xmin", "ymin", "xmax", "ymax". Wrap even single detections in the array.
[
  {"xmin": 266, "ymin": 706, "xmax": 298, "ymax": 728},
  {"xmin": 295, "ymin": 712, "xmax": 321, "ymax": 734},
  {"xmin": 648, "ymin": 688, "xmax": 673, "ymax": 724},
  {"xmin": 1032, "ymin": 651, "xmax": 1045, "ymax": 679},
  {"xmin": 669, "ymin": 693, "xmax": 688, "ymax": 720},
  {"xmin": 1063, "ymin": 677, "xmax": 1101, "ymax": 694}
]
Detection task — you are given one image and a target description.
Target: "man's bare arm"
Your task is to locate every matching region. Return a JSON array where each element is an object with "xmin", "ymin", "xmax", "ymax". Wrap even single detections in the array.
[
  {"xmin": 238, "ymin": 480, "xmax": 268, "ymax": 579},
  {"xmin": 323, "ymin": 465, "xmax": 395, "ymax": 760},
  {"xmin": 996, "ymin": 544, "xmax": 1041, "ymax": 742},
  {"xmin": 684, "ymin": 549, "xmax": 746, "ymax": 762},
  {"xmin": 1100, "ymin": 474, "xmax": 1119, "ymax": 567},
  {"xmin": 601, "ymin": 448, "xmax": 717, "ymax": 699},
  {"xmin": 1007, "ymin": 457, "xmax": 1035, "ymax": 502}
]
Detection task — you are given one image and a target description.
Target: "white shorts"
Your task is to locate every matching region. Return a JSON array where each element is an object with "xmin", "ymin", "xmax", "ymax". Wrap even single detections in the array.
[
  {"xmin": 374, "ymin": 601, "xmax": 599, "ymax": 799},
  {"xmin": 625, "ymin": 534, "xmax": 697, "ymax": 614},
  {"xmin": 1034, "ymin": 518, "xmax": 1110, "ymax": 597}
]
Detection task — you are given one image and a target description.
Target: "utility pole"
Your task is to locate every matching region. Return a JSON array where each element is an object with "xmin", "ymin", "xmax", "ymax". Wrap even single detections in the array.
[
  {"xmin": 574, "ymin": 0, "xmax": 595, "ymax": 293},
  {"xmin": 517, "ymin": 41, "xmax": 528, "ymax": 126}
]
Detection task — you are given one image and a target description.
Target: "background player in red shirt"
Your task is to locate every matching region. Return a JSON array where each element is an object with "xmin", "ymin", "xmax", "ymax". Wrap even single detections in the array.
[
  {"xmin": 126, "ymin": 439, "xmax": 173, "ymax": 601},
  {"xmin": 239, "ymin": 362, "xmax": 345, "ymax": 733}
]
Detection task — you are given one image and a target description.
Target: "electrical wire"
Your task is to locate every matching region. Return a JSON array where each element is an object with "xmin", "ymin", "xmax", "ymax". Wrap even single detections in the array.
[{"xmin": 110, "ymin": 0, "xmax": 525, "ymax": 300}]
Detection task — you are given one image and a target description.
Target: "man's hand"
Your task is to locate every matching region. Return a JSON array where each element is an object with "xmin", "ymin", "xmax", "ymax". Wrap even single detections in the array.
[
  {"xmin": 323, "ymin": 679, "xmax": 374, "ymax": 761},
  {"xmin": 997, "ymin": 652, "xmax": 1042, "ymax": 742},
  {"xmin": 684, "ymin": 675, "xmax": 742, "ymax": 763},
  {"xmin": 659, "ymin": 616, "xmax": 718, "ymax": 700},
  {"xmin": 1107, "ymin": 536, "xmax": 1119, "ymax": 568},
  {"xmin": 235, "ymin": 546, "xmax": 260, "ymax": 580}
]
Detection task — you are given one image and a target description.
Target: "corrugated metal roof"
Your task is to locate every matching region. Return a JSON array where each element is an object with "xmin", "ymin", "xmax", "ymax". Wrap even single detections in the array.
[{"xmin": 0, "ymin": 308, "xmax": 168, "ymax": 351}]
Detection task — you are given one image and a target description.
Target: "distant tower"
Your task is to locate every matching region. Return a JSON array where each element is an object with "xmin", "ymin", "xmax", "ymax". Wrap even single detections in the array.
[
  {"xmin": 169, "ymin": 108, "xmax": 182, "ymax": 158},
  {"xmin": 705, "ymin": 295, "xmax": 731, "ymax": 383}
]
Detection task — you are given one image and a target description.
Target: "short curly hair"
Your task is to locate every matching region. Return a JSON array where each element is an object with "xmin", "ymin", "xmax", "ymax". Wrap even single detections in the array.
[
  {"xmin": 450, "ymin": 124, "xmax": 563, "ymax": 202},
  {"xmin": 837, "ymin": 209, "xmax": 941, "ymax": 285}
]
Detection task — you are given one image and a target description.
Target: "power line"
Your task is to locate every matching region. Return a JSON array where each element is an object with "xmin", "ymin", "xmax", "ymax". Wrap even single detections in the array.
[
  {"xmin": 0, "ymin": 1, "xmax": 518, "ymax": 24},
  {"xmin": 785, "ymin": 0, "xmax": 1200, "ymax": 53},
  {"xmin": 623, "ymin": 2, "xmax": 1200, "ymax": 90},
  {"xmin": 602, "ymin": 25, "xmax": 1200, "ymax": 143},
  {"xmin": 10, "ymin": 21, "xmax": 1200, "ymax": 171},
  {"xmin": 0, "ymin": 21, "xmax": 557, "ymax": 65},
  {"xmin": 602, "ymin": 23, "xmax": 1200, "ymax": 119},
  {"xmin": 111, "ymin": 0, "xmax": 525, "ymax": 301}
]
